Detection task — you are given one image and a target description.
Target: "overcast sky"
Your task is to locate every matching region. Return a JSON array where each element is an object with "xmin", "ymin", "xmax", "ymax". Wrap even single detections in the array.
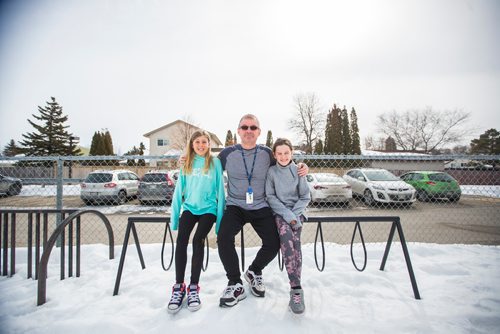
[{"xmin": 0, "ymin": 0, "xmax": 499, "ymax": 154}]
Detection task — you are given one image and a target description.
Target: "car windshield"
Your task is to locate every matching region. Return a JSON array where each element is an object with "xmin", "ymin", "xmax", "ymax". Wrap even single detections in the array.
[
  {"xmin": 364, "ymin": 170, "xmax": 400, "ymax": 181},
  {"xmin": 142, "ymin": 173, "xmax": 167, "ymax": 182},
  {"xmin": 85, "ymin": 173, "xmax": 113, "ymax": 183},
  {"xmin": 429, "ymin": 173, "xmax": 454, "ymax": 182}
]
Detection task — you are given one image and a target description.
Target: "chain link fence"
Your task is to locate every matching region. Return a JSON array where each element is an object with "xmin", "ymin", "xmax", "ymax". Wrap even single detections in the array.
[{"xmin": 1, "ymin": 154, "xmax": 499, "ymax": 249}]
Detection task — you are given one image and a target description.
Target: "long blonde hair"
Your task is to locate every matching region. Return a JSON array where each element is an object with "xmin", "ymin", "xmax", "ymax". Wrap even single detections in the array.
[{"xmin": 183, "ymin": 130, "xmax": 213, "ymax": 175}]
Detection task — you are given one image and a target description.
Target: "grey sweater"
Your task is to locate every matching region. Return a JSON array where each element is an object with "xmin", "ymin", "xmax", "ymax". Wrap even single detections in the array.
[
  {"xmin": 265, "ymin": 161, "xmax": 311, "ymax": 225},
  {"xmin": 218, "ymin": 144, "xmax": 274, "ymax": 210}
]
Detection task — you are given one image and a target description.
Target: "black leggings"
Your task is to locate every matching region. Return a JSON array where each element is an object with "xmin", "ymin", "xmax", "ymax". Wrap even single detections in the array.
[
  {"xmin": 175, "ymin": 211, "xmax": 215, "ymax": 284},
  {"xmin": 217, "ymin": 205, "xmax": 280, "ymax": 284}
]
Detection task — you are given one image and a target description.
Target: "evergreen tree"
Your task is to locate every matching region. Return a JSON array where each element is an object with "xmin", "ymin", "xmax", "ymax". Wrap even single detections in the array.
[
  {"xmin": 266, "ymin": 130, "xmax": 273, "ymax": 148},
  {"xmin": 350, "ymin": 108, "xmax": 361, "ymax": 154},
  {"xmin": 324, "ymin": 111, "xmax": 332, "ymax": 153},
  {"xmin": 19, "ymin": 97, "xmax": 81, "ymax": 156},
  {"xmin": 90, "ymin": 131, "xmax": 104, "ymax": 155},
  {"xmin": 124, "ymin": 142, "xmax": 146, "ymax": 166},
  {"xmin": 125, "ymin": 146, "xmax": 139, "ymax": 166},
  {"xmin": 138, "ymin": 142, "xmax": 146, "ymax": 166},
  {"xmin": 103, "ymin": 130, "xmax": 114, "ymax": 155},
  {"xmin": 324, "ymin": 104, "xmax": 343, "ymax": 154},
  {"xmin": 470, "ymin": 129, "xmax": 500, "ymax": 154},
  {"xmin": 385, "ymin": 136, "xmax": 397, "ymax": 151},
  {"xmin": 233, "ymin": 134, "xmax": 237, "ymax": 144},
  {"xmin": 314, "ymin": 138, "xmax": 324, "ymax": 154},
  {"xmin": 2, "ymin": 139, "xmax": 23, "ymax": 156},
  {"xmin": 340, "ymin": 106, "xmax": 352, "ymax": 154},
  {"xmin": 225, "ymin": 130, "xmax": 234, "ymax": 146}
]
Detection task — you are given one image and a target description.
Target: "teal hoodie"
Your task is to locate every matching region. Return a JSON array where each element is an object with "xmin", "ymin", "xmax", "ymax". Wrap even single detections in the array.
[{"xmin": 170, "ymin": 155, "xmax": 225, "ymax": 233}]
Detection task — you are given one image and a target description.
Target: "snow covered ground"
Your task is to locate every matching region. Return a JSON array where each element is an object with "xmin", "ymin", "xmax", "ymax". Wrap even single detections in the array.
[{"xmin": 1, "ymin": 243, "xmax": 499, "ymax": 333}]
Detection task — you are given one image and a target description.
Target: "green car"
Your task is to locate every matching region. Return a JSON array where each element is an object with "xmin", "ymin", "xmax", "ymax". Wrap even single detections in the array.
[{"xmin": 400, "ymin": 171, "xmax": 461, "ymax": 202}]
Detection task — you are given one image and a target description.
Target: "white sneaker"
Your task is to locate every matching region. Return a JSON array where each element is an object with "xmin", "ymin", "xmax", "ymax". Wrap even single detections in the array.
[
  {"xmin": 167, "ymin": 283, "xmax": 186, "ymax": 314},
  {"xmin": 187, "ymin": 284, "xmax": 201, "ymax": 312},
  {"xmin": 244, "ymin": 270, "xmax": 265, "ymax": 297},
  {"xmin": 219, "ymin": 283, "xmax": 246, "ymax": 307}
]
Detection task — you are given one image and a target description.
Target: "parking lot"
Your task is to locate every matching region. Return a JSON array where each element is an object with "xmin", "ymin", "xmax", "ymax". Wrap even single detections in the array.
[{"xmin": 2, "ymin": 194, "xmax": 499, "ymax": 246}]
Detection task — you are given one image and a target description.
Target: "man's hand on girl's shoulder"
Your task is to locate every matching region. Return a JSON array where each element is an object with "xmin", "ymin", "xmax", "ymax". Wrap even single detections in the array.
[
  {"xmin": 177, "ymin": 155, "xmax": 186, "ymax": 167},
  {"xmin": 297, "ymin": 163, "xmax": 309, "ymax": 177}
]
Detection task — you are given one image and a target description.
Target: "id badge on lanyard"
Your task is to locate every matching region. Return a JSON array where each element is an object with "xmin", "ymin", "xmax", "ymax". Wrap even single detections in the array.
[
  {"xmin": 241, "ymin": 146, "xmax": 258, "ymax": 205},
  {"xmin": 246, "ymin": 186, "xmax": 253, "ymax": 204}
]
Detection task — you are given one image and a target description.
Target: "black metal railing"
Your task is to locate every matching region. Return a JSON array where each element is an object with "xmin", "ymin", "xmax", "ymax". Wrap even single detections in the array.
[
  {"xmin": 37, "ymin": 209, "xmax": 114, "ymax": 305},
  {"xmin": 0, "ymin": 208, "xmax": 115, "ymax": 306},
  {"xmin": 114, "ymin": 215, "xmax": 420, "ymax": 300}
]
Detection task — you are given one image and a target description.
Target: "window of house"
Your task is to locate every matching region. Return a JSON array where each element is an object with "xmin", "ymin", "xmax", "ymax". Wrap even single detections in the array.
[{"xmin": 157, "ymin": 139, "xmax": 169, "ymax": 146}]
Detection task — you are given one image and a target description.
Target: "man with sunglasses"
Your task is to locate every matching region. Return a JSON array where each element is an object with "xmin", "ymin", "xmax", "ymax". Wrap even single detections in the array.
[{"xmin": 218, "ymin": 114, "xmax": 308, "ymax": 307}]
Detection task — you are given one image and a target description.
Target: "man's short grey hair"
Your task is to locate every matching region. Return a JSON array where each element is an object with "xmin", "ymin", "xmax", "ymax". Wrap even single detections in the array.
[{"xmin": 238, "ymin": 114, "xmax": 260, "ymax": 127}]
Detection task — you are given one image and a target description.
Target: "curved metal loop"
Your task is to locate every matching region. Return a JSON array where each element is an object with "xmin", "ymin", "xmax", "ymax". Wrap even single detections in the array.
[
  {"xmin": 278, "ymin": 249, "xmax": 284, "ymax": 271},
  {"xmin": 202, "ymin": 236, "xmax": 209, "ymax": 272},
  {"xmin": 37, "ymin": 209, "xmax": 114, "ymax": 306},
  {"xmin": 314, "ymin": 221, "xmax": 325, "ymax": 272},
  {"xmin": 161, "ymin": 222, "xmax": 174, "ymax": 271},
  {"xmin": 350, "ymin": 221, "xmax": 367, "ymax": 272},
  {"xmin": 240, "ymin": 228, "xmax": 245, "ymax": 272}
]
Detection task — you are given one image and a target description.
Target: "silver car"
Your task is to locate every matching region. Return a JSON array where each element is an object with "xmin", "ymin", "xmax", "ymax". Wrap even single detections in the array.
[
  {"xmin": 80, "ymin": 169, "xmax": 140, "ymax": 205},
  {"xmin": 306, "ymin": 173, "xmax": 352, "ymax": 204},
  {"xmin": 343, "ymin": 168, "xmax": 416, "ymax": 206},
  {"xmin": 0, "ymin": 173, "xmax": 22, "ymax": 196}
]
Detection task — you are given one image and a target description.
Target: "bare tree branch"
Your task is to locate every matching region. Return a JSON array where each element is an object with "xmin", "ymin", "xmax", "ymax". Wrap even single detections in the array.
[
  {"xmin": 170, "ymin": 115, "xmax": 198, "ymax": 150},
  {"xmin": 376, "ymin": 108, "xmax": 470, "ymax": 153},
  {"xmin": 288, "ymin": 93, "xmax": 324, "ymax": 153}
]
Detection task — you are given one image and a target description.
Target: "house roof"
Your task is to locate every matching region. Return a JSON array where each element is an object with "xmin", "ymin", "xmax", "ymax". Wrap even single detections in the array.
[{"xmin": 143, "ymin": 120, "xmax": 223, "ymax": 146}]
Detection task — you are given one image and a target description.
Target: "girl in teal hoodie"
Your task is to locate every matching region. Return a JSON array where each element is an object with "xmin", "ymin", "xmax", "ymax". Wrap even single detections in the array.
[{"xmin": 167, "ymin": 130, "xmax": 225, "ymax": 314}]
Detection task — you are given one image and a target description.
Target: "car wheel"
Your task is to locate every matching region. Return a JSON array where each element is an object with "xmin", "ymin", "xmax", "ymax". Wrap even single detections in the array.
[
  {"xmin": 417, "ymin": 190, "xmax": 429, "ymax": 202},
  {"xmin": 116, "ymin": 190, "xmax": 127, "ymax": 205},
  {"xmin": 7, "ymin": 182, "xmax": 22, "ymax": 196},
  {"xmin": 449, "ymin": 195, "xmax": 460, "ymax": 203},
  {"xmin": 363, "ymin": 189, "xmax": 375, "ymax": 206}
]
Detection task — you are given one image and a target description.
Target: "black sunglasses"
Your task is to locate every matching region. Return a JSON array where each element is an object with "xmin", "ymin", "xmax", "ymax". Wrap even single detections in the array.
[{"xmin": 239, "ymin": 125, "xmax": 259, "ymax": 131}]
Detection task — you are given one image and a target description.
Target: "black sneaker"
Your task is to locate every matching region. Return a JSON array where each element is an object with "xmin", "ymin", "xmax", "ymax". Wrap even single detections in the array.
[
  {"xmin": 244, "ymin": 270, "xmax": 265, "ymax": 297},
  {"xmin": 219, "ymin": 283, "xmax": 246, "ymax": 307},
  {"xmin": 187, "ymin": 284, "xmax": 201, "ymax": 312},
  {"xmin": 167, "ymin": 283, "xmax": 186, "ymax": 314}
]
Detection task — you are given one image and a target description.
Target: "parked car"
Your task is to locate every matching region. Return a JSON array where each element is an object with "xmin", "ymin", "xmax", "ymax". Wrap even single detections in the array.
[
  {"xmin": 138, "ymin": 171, "xmax": 175, "ymax": 205},
  {"xmin": 306, "ymin": 173, "xmax": 352, "ymax": 204},
  {"xmin": 343, "ymin": 168, "xmax": 416, "ymax": 206},
  {"xmin": 400, "ymin": 171, "xmax": 461, "ymax": 202},
  {"xmin": 80, "ymin": 170, "xmax": 140, "ymax": 205},
  {"xmin": 0, "ymin": 173, "xmax": 22, "ymax": 196}
]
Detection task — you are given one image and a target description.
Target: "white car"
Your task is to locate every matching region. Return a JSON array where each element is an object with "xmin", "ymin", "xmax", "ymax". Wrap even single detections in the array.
[
  {"xmin": 306, "ymin": 173, "xmax": 352, "ymax": 204},
  {"xmin": 80, "ymin": 169, "xmax": 140, "ymax": 205},
  {"xmin": 343, "ymin": 168, "xmax": 416, "ymax": 206}
]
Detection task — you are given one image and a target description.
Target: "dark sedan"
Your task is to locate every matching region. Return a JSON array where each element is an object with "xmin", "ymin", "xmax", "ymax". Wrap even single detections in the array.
[
  {"xmin": 138, "ymin": 171, "xmax": 176, "ymax": 205},
  {"xmin": 0, "ymin": 173, "xmax": 23, "ymax": 196}
]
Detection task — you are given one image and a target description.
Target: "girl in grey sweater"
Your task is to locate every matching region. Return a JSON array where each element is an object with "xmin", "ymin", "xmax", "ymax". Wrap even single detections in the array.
[{"xmin": 265, "ymin": 138, "xmax": 311, "ymax": 314}]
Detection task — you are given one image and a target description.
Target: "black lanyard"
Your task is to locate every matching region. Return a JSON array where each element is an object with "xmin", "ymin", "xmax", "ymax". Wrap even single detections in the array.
[{"xmin": 241, "ymin": 145, "xmax": 259, "ymax": 187}]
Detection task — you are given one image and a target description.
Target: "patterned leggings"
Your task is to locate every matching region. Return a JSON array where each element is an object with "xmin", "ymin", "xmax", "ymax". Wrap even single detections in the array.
[{"xmin": 275, "ymin": 214, "xmax": 303, "ymax": 288}]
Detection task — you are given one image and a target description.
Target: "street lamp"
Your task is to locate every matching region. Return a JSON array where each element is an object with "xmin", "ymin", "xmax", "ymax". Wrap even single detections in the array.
[{"xmin": 68, "ymin": 136, "xmax": 80, "ymax": 179}]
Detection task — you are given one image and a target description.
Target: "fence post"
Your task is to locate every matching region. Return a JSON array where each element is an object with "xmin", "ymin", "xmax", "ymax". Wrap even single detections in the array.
[{"xmin": 56, "ymin": 158, "xmax": 63, "ymax": 247}]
